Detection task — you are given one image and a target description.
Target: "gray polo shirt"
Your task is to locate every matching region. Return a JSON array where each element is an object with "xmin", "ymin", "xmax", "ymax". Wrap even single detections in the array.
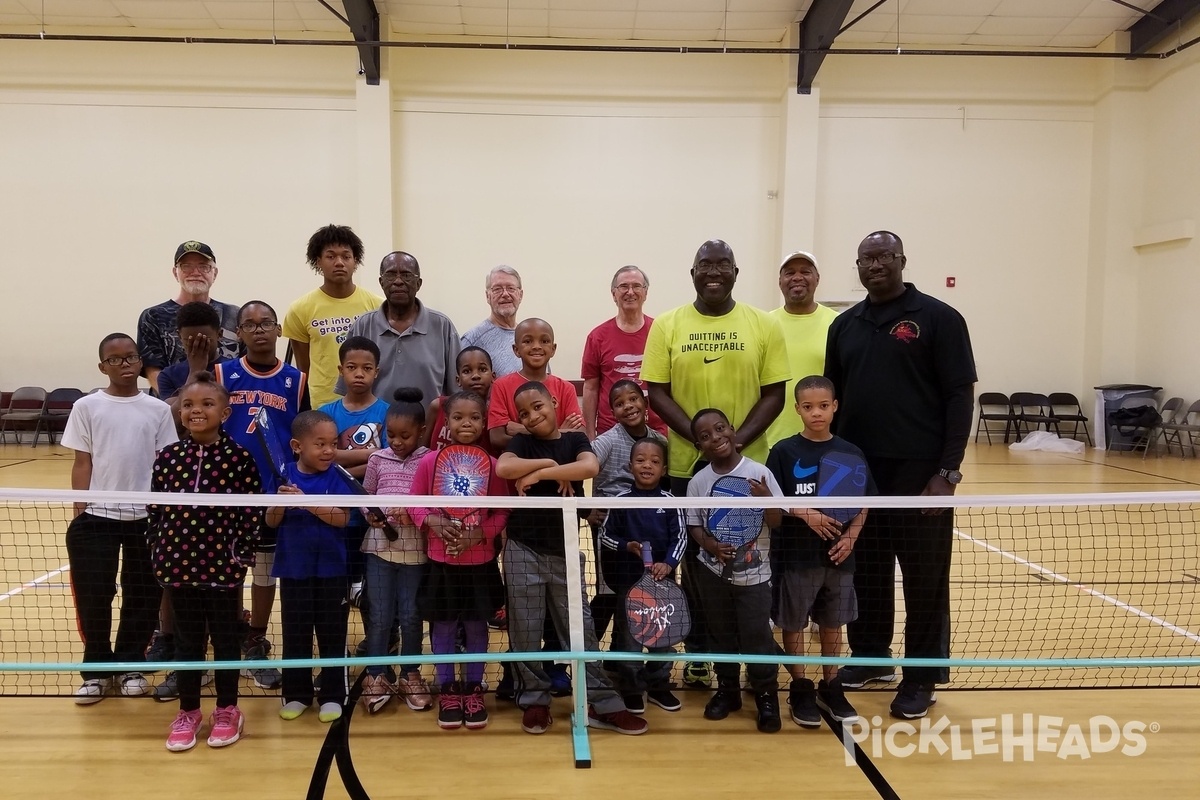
[
  {"xmin": 339, "ymin": 301, "xmax": 460, "ymax": 406},
  {"xmin": 460, "ymin": 318, "xmax": 521, "ymax": 378}
]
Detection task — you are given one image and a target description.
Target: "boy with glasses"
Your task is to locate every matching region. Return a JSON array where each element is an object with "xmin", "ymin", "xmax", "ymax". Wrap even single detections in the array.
[
  {"xmin": 136, "ymin": 241, "xmax": 240, "ymax": 394},
  {"xmin": 65, "ymin": 334, "xmax": 178, "ymax": 704},
  {"xmin": 215, "ymin": 301, "xmax": 312, "ymax": 691}
]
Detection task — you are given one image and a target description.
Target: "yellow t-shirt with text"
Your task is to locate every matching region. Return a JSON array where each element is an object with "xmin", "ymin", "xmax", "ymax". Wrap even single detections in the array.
[
  {"xmin": 641, "ymin": 302, "xmax": 790, "ymax": 478},
  {"xmin": 282, "ymin": 286, "xmax": 384, "ymax": 407},
  {"xmin": 765, "ymin": 303, "xmax": 840, "ymax": 448}
]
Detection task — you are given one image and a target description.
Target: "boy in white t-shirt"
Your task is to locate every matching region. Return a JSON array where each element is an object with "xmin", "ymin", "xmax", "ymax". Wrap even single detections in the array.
[{"xmin": 63, "ymin": 333, "xmax": 178, "ymax": 705}]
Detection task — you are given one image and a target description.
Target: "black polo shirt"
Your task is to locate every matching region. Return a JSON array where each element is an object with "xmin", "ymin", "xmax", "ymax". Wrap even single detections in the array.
[{"xmin": 824, "ymin": 283, "xmax": 976, "ymax": 465}]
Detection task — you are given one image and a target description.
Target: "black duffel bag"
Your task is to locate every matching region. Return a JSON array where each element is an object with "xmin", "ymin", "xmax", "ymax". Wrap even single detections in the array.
[{"xmin": 1107, "ymin": 405, "xmax": 1161, "ymax": 433}]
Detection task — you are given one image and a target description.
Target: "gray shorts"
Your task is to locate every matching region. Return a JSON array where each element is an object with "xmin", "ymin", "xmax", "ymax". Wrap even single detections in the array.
[{"xmin": 777, "ymin": 566, "xmax": 857, "ymax": 631}]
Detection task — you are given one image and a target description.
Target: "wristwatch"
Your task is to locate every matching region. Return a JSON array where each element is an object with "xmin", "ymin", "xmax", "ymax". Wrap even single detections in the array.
[{"xmin": 938, "ymin": 468, "xmax": 963, "ymax": 485}]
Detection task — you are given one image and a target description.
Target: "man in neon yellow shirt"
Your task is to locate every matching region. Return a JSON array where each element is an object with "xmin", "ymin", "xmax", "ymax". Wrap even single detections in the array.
[
  {"xmin": 283, "ymin": 225, "xmax": 384, "ymax": 407},
  {"xmin": 641, "ymin": 239, "xmax": 789, "ymax": 689},
  {"xmin": 765, "ymin": 251, "xmax": 839, "ymax": 448}
]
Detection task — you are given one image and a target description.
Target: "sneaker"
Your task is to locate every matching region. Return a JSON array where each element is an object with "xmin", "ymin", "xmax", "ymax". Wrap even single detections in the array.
[
  {"xmin": 207, "ymin": 705, "xmax": 244, "ymax": 748},
  {"xmin": 118, "ymin": 672, "xmax": 150, "ymax": 697},
  {"xmin": 73, "ymin": 677, "xmax": 112, "ymax": 705},
  {"xmin": 836, "ymin": 664, "xmax": 897, "ymax": 689},
  {"xmin": 548, "ymin": 667, "xmax": 571, "ymax": 697},
  {"xmin": 755, "ymin": 691, "xmax": 782, "ymax": 733},
  {"xmin": 647, "ymin": 689, "xmax": 682, "ymax": 712},
  {"xmin": 624, "ymin": 693, "xmax": 645, "ymax": 715},
  {"xmin": 817, "ymin": 679, "xmax": 861, "ymax": 723},
  {"xmin": 145, "ymin": 631, "xmax": 174, "ymax": 671},
  {"xmin": 154, "ymin": 671, "xmax": 178, "ymax": 702},
  {"xmin": 788, "ymin": 679, "xmax": 821, "ymax": 728},
  {"xmin": 279, "ymin": 700, "xmax": 309, "ymax": 720},
  {"xmin": 241, "ymin": 637, "xmax": 281, "ymax": 690},
  {"xmin": 399, "ymin": 671, "xmax": 433, "ymax": 712},
  {"xmin": 488, "ymin": 606, "xmax": 508, "ymax": 630},
  {"xmin": 462, "ymin": 682, "xmax": 489, "ymax": 730},
  {"xmin": 438, "ymin": 682, "xmax": 464, "ymax": 729},
  {"xmin": 703, "ymin": 689, "xmax": 743, "ymax": 721},
  {"xmin": 890, "ymin": 680, "xmax": 937, "ymax": 720},
  {"xmin": 521, "ymin": 705, "xmax": 552, "ymax": 734},
  {"xmin": 165, "ymin": 708, "xmax": 204, "ymax": 752},
  {"xmin": 361, "ymin": 674, "xmax": 392, "ymax": 715},
  {"xmin": 318, "ymin": 702, "xmax": 343, "ymax": 723},
  {"xmin": 588, "ymin": 706, "xmax": 648, "ymax": 735},
  {"xmin": 683, "ymin": 661, "xmax": 713, "ymax": 688}
]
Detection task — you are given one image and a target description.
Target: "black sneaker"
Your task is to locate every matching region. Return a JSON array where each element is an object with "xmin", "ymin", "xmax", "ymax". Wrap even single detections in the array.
[
  {"xmin": 145, "ymin": 631, "xmax": 174, "ymax": 672},
  {"xmin": 817, "ymin": 679, "xmax": 861, "ymax": 723},
  {"xmin": 646, "ymin": 690, "xmax": 682, "ymax": 712},
  {"xmin": 755, "ymin": 691, "xmax": 782, "ymax": 733},
  {"xmin": 462, "ymin": 682, "xmax": 489, "ymax": 730},
  {"xmin": 438, "ymin": 682, "xmax": 464, "ymax": 729},
  {"xmin": 624, "ymin": 693, "xmax": 645, "ymax": 715},
  {"xmin": 836, "ymin": 664, "xmax": 898, "ymax": 689},
  {"xmin": 495, "ymin": 673, "xmax": 515, "ymax": 702},
  {"xmin": 890, "ymin": 680, "xmax": 937, "ymax": 719},
  {"xmin": 788, "ymin": 679, "xmax": 821, "ymax": 728},
  {"xmin": 703, "ymin": 689, "xmax": 742, "ymax": 721}
]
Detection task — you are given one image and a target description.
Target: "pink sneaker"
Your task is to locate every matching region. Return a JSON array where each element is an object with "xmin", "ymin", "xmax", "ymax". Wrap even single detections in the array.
[
  {"xmin": 165, "ymin": 709, "xmax": 204, "ymax": 752},
  {"xmin": 207, "ymin": 705, "xmax": 244, "ymax": 748}
]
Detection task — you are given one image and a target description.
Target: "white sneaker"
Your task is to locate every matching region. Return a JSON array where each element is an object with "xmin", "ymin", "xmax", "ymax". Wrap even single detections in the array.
[
  {"xmin": 74, "ymin": 678, "xmax": 113, "ymax": 705},
  {"xmin": 119, "ymin": 672, "xmax": 151, "ymax": 696}
]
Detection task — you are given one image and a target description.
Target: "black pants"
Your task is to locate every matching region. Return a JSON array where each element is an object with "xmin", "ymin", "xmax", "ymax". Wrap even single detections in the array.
[
  {"xmin": 280, "ymin": 577, "xmax": 349, "ymax": 706},
  {"xmin": 170, "ymin": 584, "xmax": 242, "ymax": 710},
  {"xmin": 65, "ymin": 513, "xmax": 160, "ymax": 680},
  {"xmin": 847, "ymin": 458, "xmax": 953, "ymax": 685},
  {"xmin": 691, "ymin": 564, "xmax": 778, "ymax": 693}
]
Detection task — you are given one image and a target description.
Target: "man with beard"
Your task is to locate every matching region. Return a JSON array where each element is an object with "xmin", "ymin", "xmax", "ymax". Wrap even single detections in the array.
[
  {"xmin": 765, "ymin": 251, "xmax": 839, "ymax": 448},
  {"xmin": 461, "ymin": 265, "xmax": 525, "ymax": 377},
  {"xmin": 136, "ymin": 241, "xmax": 239, "ymax": 395}
]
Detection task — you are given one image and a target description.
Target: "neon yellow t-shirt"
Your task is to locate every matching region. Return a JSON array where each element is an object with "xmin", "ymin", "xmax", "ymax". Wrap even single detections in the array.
[
  {"xmin": 641, "ymin": 302, "xmax": 790, "ymax": 478},
  {"xmin": 765, "ymin": 303, "xmax": 840, "ymax": 448},
  {"xmin": 282, "ymin": 286, "xmax": 384, "ymax": 408}
]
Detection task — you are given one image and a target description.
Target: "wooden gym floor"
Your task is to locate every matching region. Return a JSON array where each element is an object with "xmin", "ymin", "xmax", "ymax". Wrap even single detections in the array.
[{"xmin": 1, "ymin": 440, "xmax": 1198, "ymax": 799}]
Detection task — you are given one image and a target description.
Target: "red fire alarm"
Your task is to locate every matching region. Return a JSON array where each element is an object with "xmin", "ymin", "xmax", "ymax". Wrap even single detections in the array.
[{"xmin": 946, "ymin": 277, "xmax": 956, "ymax": 288}]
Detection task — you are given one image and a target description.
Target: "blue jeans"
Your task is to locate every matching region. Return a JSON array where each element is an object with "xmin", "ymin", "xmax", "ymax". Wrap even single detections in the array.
[{"xmin": 363, "ymin": 554, "xmax": 425, "ymax": 677}]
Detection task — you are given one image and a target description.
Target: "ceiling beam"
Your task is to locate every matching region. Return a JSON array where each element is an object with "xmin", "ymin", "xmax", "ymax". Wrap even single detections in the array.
[
  {"xmin": 1128, "ymin": 0, "xmax": 1200, "ymax": 54},
  {"xmin": 796, "ymin": 0, "xmax": 857, "ymax": 94},
  {"xmin": 341, "ymin": 0, "xmax": 381, "ymax": 85}
]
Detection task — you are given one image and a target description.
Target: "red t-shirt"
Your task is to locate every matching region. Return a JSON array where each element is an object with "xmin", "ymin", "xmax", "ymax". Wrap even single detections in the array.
[
  {"xmin": 488, "ymin": 373, "xmax": 581, "ymax": 432},
  {"xmin": 580, "ymin": 317, "xmax": 666, "ymax": 437}
]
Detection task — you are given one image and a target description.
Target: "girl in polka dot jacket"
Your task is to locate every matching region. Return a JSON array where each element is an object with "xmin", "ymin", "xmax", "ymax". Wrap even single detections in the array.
[{"xmin": 147, "ymin": 373, "xmax": 263, "ymax": 753}]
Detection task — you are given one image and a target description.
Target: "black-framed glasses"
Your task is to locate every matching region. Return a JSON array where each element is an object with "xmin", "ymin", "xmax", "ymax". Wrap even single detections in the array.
[
  {"xmin": 694, "ymin": 261, "xmax": 736, "ymax": 276},
  {"xmin": 856, "ymin": 252, "xmax": 901, "ymax": 268},
  {"xmin": 238, "ymin": 320, "xmax": 278, "ymax": 333},
  {"xmin": 102, "ymin": 355, "xmax": 142, "ymax": 366}
]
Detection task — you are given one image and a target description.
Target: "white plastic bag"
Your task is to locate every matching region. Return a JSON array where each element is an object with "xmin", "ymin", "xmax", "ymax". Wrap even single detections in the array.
[{"xmin": 1008, "ymin": 430, "xmax": 1085, "ymax": 454}]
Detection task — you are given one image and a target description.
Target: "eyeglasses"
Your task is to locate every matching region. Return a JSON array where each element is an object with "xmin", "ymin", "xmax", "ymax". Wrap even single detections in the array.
[
  {"xmin": 177, "ymin": 263, "xmax": 214, "ymax": 274},
  {"xmin": 102, "ymin": 355, "xmax": 142, "ymax": 367},
  {"xmin": 238, "ymin": 320, "xmax": 278, "ymax": 333},
  {"xmin": 855, "ymin": 252, "xmax": 902, "ymax": 268},
  {"xmin": 382, "ymin": 269, "xmax": 420, "ymax": 284},
  {"xmin": 614, "ymin": 283, "xmax": 646, "ymax": 293},
  {"xmin": 694, "ymin": 261, "xmax": 736, "ymax": 276},
  {"xmin": 488, "ymin": 285, "xmax": 521, "ymax": 297}
]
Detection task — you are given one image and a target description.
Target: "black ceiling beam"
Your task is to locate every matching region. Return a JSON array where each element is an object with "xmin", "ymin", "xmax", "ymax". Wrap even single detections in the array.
[
  {"xmin": 341, "ymin": 0, "xmax": 381, "ymax": 85},
  {"xmin": 1129, "ymin": 0, "xmax": 1200, "ymax": 54},
  {"xmin": 796, "ymin": 0, "xmax": 857, "ymax": 94}
]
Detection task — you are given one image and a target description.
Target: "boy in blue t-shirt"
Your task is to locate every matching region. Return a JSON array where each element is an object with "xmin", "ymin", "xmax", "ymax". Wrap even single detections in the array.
[
  {"xmin": 266, "ymin": 411, "xmax": 351, "ymax": 722},
  {"xmin": 766, "ymin": 375, "xmax": 875, "ymax": 728},
  {"xmin": 214, "ymin": 300, "xmax": 310, "ymax": 690}
]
